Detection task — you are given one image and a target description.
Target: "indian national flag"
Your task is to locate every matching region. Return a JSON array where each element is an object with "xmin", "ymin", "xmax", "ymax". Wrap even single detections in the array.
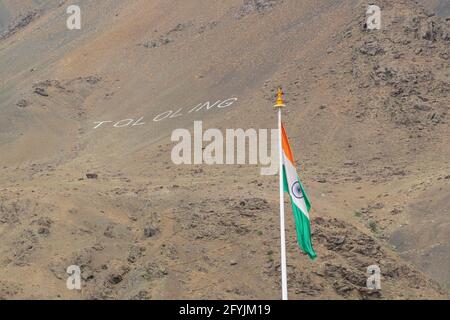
[{"xmin": 281, "ymin": 123, "xmax": 317, "ymax": 260}]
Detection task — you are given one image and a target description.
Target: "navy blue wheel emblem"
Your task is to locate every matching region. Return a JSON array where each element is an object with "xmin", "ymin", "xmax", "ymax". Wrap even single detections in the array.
[{"xmin": 291, "ymin": 181, "xmax": 304, "ymax": 199}]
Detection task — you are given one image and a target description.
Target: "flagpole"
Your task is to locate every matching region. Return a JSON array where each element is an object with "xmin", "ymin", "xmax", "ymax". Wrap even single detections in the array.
[{"xmin": 274, "ymin": 88, "xmax": 288, "ymax": 300}]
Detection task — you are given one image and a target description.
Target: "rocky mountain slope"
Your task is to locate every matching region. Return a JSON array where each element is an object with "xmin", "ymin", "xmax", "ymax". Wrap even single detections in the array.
[{"xmin": 0, "ymin": 0, "xmax": 448, "ymax": 299}]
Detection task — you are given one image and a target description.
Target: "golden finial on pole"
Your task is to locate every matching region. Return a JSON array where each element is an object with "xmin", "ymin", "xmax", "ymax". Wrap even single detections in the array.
[{"xmin": 274, "ymin": 87, "xmax": 286, "ymax": 108}]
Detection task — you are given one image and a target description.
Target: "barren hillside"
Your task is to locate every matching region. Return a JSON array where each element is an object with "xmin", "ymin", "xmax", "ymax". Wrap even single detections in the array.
[{"xmin": 0, "ymin": 0, "xmax": 448, "ymax": 299}]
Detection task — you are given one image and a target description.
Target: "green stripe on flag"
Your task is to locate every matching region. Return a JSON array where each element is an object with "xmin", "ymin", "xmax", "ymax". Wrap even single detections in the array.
[{"xmin": 282, "ymin": 166, "xmax": 317, "ymax": 260}]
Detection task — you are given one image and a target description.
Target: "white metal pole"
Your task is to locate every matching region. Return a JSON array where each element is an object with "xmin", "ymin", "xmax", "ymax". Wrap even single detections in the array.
[{"xmin": 278, "ymin": 108, "xmax": 288, "ymax": 300}]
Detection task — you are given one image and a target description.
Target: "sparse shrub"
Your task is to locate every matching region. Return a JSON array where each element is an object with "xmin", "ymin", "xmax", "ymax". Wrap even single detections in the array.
[{"xmin": 368, "ymin": 220, "xmax": 378, "ymax": 233}]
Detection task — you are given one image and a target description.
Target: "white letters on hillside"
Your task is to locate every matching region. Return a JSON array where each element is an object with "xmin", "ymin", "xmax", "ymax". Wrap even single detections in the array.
[{"xmin": 93, "ymin": 97, "xmax": 238, "ymax": 129}]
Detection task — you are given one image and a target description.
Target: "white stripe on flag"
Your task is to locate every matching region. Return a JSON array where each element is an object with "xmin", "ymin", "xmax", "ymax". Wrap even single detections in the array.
[{"xmin": 283, "ymin": 152, "xmax": 310, "ymax": 219}]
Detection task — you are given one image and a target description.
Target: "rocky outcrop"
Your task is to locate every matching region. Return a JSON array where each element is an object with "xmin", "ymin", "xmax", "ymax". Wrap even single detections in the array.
[
  {"xmin": 236, "ymin": 0, "xmax": 283, "ymax": 18},
  {"xmin": 349, "ymin": 4, "xmax": 449, "ymax": 129},
  {"xmin": 0, "ymin": 11, "xmax": 39, "ymax": 41}
]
